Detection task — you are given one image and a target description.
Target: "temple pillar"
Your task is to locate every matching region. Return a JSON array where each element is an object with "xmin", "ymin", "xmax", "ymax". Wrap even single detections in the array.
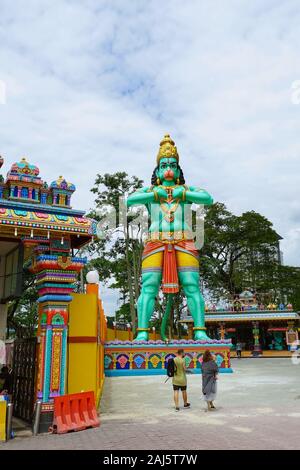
[
  {"xmin": 0, "ymin": 251, "xmax": 8, "ymax": 342},
  {"xmin": 218, "ymin": 322, "xmax": 226, "ymax": 340},
  {"xmin": 252, "ymin": 321, "xmax": 262, "ymax": 357},
  {"xmin": 29, "ymin": 247, "xmax": 86, "ymax": 431}
]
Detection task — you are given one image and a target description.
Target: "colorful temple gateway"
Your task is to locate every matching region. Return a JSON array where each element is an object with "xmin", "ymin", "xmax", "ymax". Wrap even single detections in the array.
[{"xmin": 0, "ymin": 156, "xmax": 98, "ymax": 431}]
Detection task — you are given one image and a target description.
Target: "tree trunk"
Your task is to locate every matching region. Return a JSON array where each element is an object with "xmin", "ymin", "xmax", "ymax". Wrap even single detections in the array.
[
  {"xmin": 125, "ymin": 232, "xmax": 137, "ymax": 333},
  {"xmin": 132, "ymin": 239, "xmax": 142, "ymax": 301}
]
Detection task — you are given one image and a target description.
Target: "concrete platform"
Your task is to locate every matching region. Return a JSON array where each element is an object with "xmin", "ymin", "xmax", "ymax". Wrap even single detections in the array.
[
  {"xmin": 1, "ymin": 358, "xmax": 300, "ymax": 450},
  {"xmin": 231, "ymin": 350, "xmax": 294, "ymax": 358}
]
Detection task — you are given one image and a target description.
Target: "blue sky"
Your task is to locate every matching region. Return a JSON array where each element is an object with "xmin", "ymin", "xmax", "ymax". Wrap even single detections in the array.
[{"xmin": 1, "ymin": 0, "xmax": 300, "ymax": 313}]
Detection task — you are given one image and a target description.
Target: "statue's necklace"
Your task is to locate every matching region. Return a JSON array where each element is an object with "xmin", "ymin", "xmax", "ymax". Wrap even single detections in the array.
[
  {"xmin": 158, "ymin": 184, "xmax": 178, "ymax": 203},
  {"xmin": 159, "ymin": 199, "xmax": 180, "ymax": 222}
]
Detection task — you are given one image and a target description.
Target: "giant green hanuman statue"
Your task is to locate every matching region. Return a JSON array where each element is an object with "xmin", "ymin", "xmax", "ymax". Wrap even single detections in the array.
[{"xmin": 127, "ymin": 135, "xmax": 213, "ymax": 341}]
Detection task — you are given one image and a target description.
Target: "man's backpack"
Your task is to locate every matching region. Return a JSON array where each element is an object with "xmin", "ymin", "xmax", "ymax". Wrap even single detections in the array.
[{"xmin": 166, "ymin": 357, "xmax": 177, "ymax": 378}]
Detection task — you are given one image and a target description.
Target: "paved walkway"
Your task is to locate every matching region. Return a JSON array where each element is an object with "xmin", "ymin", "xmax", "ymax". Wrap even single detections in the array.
[{"xmin": 1, "ymin": 358, "xmax": 300, "ymax": 450}]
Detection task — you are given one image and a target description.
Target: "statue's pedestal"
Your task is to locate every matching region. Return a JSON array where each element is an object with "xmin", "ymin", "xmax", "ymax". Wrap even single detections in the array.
[{"xmin": 104, "ymin": 339, "xmax": 233, "ymax": 376}]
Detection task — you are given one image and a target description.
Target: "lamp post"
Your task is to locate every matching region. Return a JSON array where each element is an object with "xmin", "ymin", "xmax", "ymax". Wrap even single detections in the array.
[
  {"xmin": 127, "ymin": 323, "xmax": 132, "ymax": 341},
  {"xmin": 112, "ymin": 321, "xmax": 117, "ymax": 340},
  {"xmin": 252, "ymin": 321, "xmax": 262, "ymax": 357},
  {"xmin": 152, "ymin": 326, "xmax": 156, "ymax": 341},
  {"xmin": 86, "ymin": 269, "xmax": 100, "ymax": 285},
  {"xmin": 86, "ymin": 270, "xmax": 100, "ymax": 297}
]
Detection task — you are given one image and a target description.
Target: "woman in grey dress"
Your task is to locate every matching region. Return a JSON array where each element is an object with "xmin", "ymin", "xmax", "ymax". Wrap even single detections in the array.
[{"xmin": 201, "ymin": 350, "xmax": 219, "ymax": 411}]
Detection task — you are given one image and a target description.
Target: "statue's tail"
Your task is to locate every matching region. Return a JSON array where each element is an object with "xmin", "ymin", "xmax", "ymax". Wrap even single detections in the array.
[{"xmin": 160, "ymin": 293, "xmax": 174, "ymax": 342}]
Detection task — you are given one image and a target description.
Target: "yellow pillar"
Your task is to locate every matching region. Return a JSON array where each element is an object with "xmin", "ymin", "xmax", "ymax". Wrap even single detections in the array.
[
  {"xmin": 0, "ymin": 401, "xmax": 6, "ymax": 441},
  {"xmin": 67, "ymin": 283, "xmax": 106, "ymax": 407},
  {"xmin": 68, "ymin": 289, "xmax": 99, "ymax": 397}
]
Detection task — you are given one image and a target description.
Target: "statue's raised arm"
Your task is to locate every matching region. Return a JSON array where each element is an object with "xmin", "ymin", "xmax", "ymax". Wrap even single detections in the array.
[
  {"xmin": 185, "ymin": 186, "xmax": 213, "ymax": 205},
  {"xmin": 126, "ymin": 187, "xmax": 154, "ymax": 208}
]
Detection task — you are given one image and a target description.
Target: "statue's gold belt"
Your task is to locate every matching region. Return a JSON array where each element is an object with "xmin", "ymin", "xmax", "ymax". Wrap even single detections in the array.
[{"xmin": 145, "ymin": 230, "xmax": 193, "ymax": 243}]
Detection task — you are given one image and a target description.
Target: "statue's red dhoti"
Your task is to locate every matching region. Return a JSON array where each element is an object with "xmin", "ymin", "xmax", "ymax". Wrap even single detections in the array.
[{"xmin": 142, "ymin": 239, "xmax": 199, "ymax": 294}]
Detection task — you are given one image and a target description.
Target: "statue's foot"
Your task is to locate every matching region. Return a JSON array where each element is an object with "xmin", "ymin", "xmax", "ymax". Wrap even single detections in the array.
[
  {"xmin": 194, "ymin": 330, "xmax": 211, "ymax": 341},
  {"xmin": 134, "ymin": 331, "xmax": 149, "ymax": 341}
]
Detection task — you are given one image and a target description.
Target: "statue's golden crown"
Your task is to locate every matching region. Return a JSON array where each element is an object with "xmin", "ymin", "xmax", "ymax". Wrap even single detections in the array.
[{"xmin": 157, "ymin": 134, "xmax": 179, "ymax": 165}]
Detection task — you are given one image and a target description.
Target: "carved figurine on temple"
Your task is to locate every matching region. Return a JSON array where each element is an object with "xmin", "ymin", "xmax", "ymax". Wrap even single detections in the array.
[
  {"xmin": 233, "ymin": 295, "xmax": 242, "ymax": 312},
  {"xmin": 127, "ymin": 134, "xmax": 213, "ymax": 341}
]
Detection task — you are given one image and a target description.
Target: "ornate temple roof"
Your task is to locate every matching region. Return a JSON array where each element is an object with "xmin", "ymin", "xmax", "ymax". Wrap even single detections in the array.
[
  {"xmin": 180, "ymin": 311, "xmax": 300, "ymax": 323},
  {"xmin": 50, "ymin": 176, "xmax": 76, "ymax": 192},
  {"xmin": 0, "ymin": 156, "xmax": 96, "ymax": 248},
  {"xmin": 0, "ymin": 205, "xmax": 96, "ymax": 236},
  {"xmin": 6, "ymin": 157, "xmax": 43, "ymax": 185}
]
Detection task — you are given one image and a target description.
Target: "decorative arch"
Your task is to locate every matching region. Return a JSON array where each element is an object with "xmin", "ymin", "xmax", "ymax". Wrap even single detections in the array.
[
  {"xmin": 21, "ymin": 187, "xmax": 28, "ymax": 198},
  {"xmin": 51, "ymin": 313, "xmax": 65, "ymax": 325}
]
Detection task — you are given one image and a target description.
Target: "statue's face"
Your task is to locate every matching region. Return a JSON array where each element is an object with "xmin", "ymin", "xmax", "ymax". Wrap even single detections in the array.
[{"xmin": 156, "ymin": 157, "xmax": 180, "ymax": 184}]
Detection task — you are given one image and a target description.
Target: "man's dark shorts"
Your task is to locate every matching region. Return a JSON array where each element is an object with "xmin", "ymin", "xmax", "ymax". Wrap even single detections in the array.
[{"xmin": 173, "ymin": 385, "xmax": 187, "ymax": 391}]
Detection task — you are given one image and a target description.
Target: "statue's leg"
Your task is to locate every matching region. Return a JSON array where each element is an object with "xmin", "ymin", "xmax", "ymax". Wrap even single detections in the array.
[
  {"xmin": 135, "ymin": 271, "xmax": 162, "ymax": 341},
  {"xmin": 179, "ymin": 270, "xmax": 210, "ymax": 341}
]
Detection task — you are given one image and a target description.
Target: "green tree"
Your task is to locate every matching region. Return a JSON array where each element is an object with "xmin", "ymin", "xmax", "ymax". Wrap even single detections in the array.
[
  {"xmin": 200, "ymin": 203, "xmax": 282, "ymax": 301},
  {"xmin": 86, "ymin": 172, "xmax": 143, "ymax": 332},
  {"xmin": 86, "ymin": 176, "xmax": 298, "ymax": 333},
  {"xmin": 7, "ymin": 270, "xmax": 38, "ymax": 338},
  {"xmin": 277, "ymin": 265, "xmax": 300, "ymax": 310}
]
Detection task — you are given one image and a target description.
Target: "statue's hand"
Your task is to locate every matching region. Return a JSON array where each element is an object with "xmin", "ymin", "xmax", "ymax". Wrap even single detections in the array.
[
  {"xmin": 154, "ymin": 186, "xmax": 168, "ymax": 200},
  {"xmin": 172, "ymin": 186, "xmax": 185, "ymax": 200}
]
